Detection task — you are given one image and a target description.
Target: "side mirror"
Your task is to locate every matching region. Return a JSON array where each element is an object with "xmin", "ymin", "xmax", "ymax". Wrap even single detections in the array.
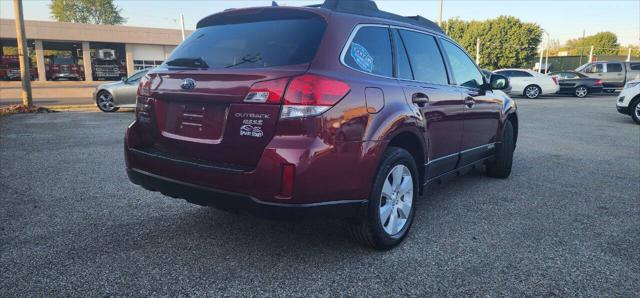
[{"xmin": 489, "ymin": 74, "xmax": 509, "ymax": 90}]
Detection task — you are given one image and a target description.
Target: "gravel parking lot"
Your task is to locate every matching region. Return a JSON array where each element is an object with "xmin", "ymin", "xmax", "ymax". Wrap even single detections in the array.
[{"xmin": 1, "ymin": 95, "xmax": 638, "ymax": 296}]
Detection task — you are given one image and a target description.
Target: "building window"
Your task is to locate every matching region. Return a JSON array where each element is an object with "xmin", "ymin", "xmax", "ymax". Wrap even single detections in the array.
[{"xmin": 133, "ymin": 60, "xmax": 163, "ymax": 70}]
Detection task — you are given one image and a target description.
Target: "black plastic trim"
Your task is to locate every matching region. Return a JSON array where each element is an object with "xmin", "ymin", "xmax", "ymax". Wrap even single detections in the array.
[{"xmin": 127, "ymin": 168, "xmax": 367, "ymax": 219}]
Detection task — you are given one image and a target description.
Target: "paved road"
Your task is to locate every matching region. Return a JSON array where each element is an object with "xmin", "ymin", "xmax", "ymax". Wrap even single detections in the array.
[{"xmin": 1, "ymin": 95, "xmax": 638, "ymax": 296}]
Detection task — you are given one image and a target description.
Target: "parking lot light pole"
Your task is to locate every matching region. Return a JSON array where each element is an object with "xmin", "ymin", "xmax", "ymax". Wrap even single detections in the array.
[
  {"xmin": 180, "ymin": 14, "xmax": 185, "ymax": 41},
  {"xmin": 538, "ymin": 47, "xmax": 544, "ymax": 73},
  {"xmin": 12, "ymin": 0, "xmax": 33, "ymax": 108},
  {"xmin": 438, "ymin": 0, "xmax": 443, "ymax": 26},
  {"xmin": 589, "ymin": 45, "xmax": 594, "ymax": 63}
]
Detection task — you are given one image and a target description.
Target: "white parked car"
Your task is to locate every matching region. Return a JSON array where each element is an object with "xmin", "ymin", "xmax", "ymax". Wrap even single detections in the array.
[
  {"xmin": 494, "ymin": 69, "xmax": 560, "ymax": 99},
  {"xmin": 616, "ymin": 80, "xmax": 640, "ymax": 124}
]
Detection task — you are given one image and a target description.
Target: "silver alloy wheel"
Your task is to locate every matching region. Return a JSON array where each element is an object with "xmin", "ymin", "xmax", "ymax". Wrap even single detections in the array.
[
  {"xmin": 575, "ymin": 86, "xmax": 588, "ymax": 98},
  {"xmin": 635, "ymin": 101, "xmax": 640, "ymax": 118},
  {"xmin": 525, "ymin": 86, "xmax": 540, "ymax": 99},
  {"xmin": 379, "ymin": 164, "xmax": 413, "ymax": 236},
  {"xmin": 98, "ymin": 92, "xmax": 115, "ymax": 112}
]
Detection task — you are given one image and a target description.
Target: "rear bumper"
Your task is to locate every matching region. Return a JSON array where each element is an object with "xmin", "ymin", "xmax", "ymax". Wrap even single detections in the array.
[{"xmin": 127, "ymin": 168, "xmax": 366, "ymax": 219}]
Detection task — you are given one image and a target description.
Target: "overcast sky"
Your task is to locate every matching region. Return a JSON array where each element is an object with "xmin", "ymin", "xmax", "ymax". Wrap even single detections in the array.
[{"xmin": 1, "ymin": 0, "xmax": 639, "ymax": 46}]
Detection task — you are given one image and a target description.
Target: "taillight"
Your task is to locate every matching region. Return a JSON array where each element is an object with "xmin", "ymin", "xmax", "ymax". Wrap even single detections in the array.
[
  {"xmin": 595, "ymin": 79, "xmax": 603, "ymax": 86},
  {"xmin": 244, "ymin": 77, "xmax": 289, "ymax": 104},
  {"xmin": 279, "ymin": 164, "xmax": 295, "ymax": 198},
  {"xmin": 137, "ymin": 74, "xmax": 152, "ymax": 96},
  {"xmin": 281, "ymin": 74, "xmax": 350, "ymax": 119},
  {"xmin": 136, "ymin": 96, "xmax": 154, "ymax": 123},
  {"xmin": 551, "ymin": 77, "xmax": 558, "ymax": 85}
]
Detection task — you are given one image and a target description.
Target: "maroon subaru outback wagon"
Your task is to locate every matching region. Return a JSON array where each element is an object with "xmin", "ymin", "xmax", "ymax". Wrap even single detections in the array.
[{"xmin": 125, "ymin": 0, "xmax": 517, "ymax": 249}]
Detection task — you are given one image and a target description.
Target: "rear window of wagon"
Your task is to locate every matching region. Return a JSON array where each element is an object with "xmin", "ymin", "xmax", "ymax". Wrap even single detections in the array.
[{"xmin": 164, "ymin": 9, "xmax": 327, "ymax": 69}]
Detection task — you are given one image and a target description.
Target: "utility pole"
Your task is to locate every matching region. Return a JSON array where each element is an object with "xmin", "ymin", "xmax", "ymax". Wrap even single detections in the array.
[
  {"xmin": 13, "ymin": 0, "xmax": 33, "ymax": 108},
  {"xmin": 544, "ymin": 32, "xmax": 550, "ymax": 73},
  {"xmin": 589, "ymin": 45, "xmax": 594, "ymax": 63},
  {"xmin": 627, "ymin": 47, "xmax": 632, "ymax": 62},
  {"xmin": 438, "ymin": 0, "xmax": 443, "ymax": 26},
  {"xmin": 538, "ymin": 47, "xmax": 544, "ymax": 73},
  {"xmin": 475, "ymin": 38, "xmax": 480, "ymax": 65},
  {"xmin": 180, "ymin": 14, "xmax": 185, "ymax": 41}
]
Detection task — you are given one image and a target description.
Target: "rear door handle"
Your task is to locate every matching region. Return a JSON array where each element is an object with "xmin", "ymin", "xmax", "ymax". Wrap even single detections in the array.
[
  {"xmin": 412, "ymin": 93, "xmax": 429, "ymax": 107},
  {"xmin": 464, "ymin": 97, "xmax": 475, "ymax": 109}
]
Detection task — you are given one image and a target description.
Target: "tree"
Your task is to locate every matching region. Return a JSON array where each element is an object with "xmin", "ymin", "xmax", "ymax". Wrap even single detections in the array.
[
  {"xmin": 442, "ymin": 16, "xmax": 543, "ymax": 70},
  {"xmin": 49, "ymin": 0, "xmax": 126, "ymax": 25},
  {"xmin": 562, "ymin": 32, "xmax": 619, "ymax": 55}
]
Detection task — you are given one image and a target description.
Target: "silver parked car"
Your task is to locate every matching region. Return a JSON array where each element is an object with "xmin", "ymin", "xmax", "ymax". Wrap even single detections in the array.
[{"xmin": 93, "ymin": 69, "xmax": 149, "ymax": 112}]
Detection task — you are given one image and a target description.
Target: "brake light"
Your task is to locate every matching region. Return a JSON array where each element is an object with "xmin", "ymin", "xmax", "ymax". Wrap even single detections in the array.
[
  {"xmin": 281, "ymin": 74, "xmax": 350, "ymax": 119},
  {"xmin": 595, "ymin": 79, "xmax": 603, "ymax": 86},
  {"xmin": 136, "ymin": 96, "xmax": 154, "ymax": 124},
  {"xmin": 279, "ymin": 164, "xmax": 295, "ymax": 198},
  {"xmin": 137, "ymin": 74, "xmax": 152, "ymax": 96},
  {"xmin": 244, "ymin": 77, "xmax": 289, "ymax": 104},
  {"xmin": 551, "ymin": 77, "xmax": 558, "ymax": 85}
]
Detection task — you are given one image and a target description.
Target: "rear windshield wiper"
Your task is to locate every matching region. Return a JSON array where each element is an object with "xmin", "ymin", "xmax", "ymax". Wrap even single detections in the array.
[{"xmin": 165, "ymin": 57, "xmax": 209, "ymax": 68}]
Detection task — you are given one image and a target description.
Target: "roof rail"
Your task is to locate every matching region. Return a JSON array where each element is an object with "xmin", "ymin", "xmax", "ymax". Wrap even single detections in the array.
[{"xmin": 318, "ymin": 0, "xmax": 444, "ymax": 34}]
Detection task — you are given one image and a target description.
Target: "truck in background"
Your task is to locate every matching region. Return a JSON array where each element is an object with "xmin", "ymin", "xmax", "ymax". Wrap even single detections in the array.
[
  {"xmin": 576, "ymin": 61, "xmax": 640, "ymax": 92},
  {"xmin": 46, "ymin": 55, "xmax": 84, "ymax": 81},
  {"xmin": 0, "ymin": 55, "xmax": 38, "ymax": 81}
]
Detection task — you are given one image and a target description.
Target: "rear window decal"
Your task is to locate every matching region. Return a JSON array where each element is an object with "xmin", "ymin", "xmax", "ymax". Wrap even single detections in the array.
[{"xmin": 350, "ymin": 43, "xmax": 374, "ymax": 73}]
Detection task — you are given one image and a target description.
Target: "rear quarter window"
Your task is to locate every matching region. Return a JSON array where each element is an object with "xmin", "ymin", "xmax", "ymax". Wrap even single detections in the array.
[
  {"xmin": 165, "ymin": 10, "xmax": 326, "ymax": 69},
  {"xmin": 344, "ymin": 26, "xmax": 393, "ymax": 77}
]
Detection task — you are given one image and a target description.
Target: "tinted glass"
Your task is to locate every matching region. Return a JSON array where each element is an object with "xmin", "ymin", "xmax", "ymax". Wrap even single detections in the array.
[
  {"xmin": 345, "ymin": 27, "xmax": 393, "ymax": 77},
  {"xmin": 392, "ymin": 29, "xmax": 413, "ymax": 80},
  {"xmin": 441, "ymin": 40, "xmax": 483, "ymax": 88},
  {"xmin": 399, "ymin": 30, "xmax": 448, "ymax": 85},
  {"xmin": 165, "ymin": 14, "xmax": 326, "ymax": 69},
  {"xmin": 607, "ymin": 63, "xmax": 623, "ymax": 72},
  {"xmin": 127, "ymin": 70, "xmax": 147, "ymax": 82},
  {"xmin": 630, "ymin": 63, "xmax": 640, "ymax": 70},
  {"xmin": 495, "ymin": 70, "xmax": 511, "ymax": 77},
  {"xmin": 512, "ymin": 71, "xmax": 533, "ymax": 77},
  {"xmin": 585, "ymin": 63, "xmax": 604, "ymax": 73}
]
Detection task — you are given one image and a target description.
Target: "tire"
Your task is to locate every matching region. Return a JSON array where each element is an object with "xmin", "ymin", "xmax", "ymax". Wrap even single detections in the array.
[
  {"xmin": 630, "ymin": 97, "xmax": 640, "ymax": 125},
  {"xmin": 574, "ymin": 86, "xmax": 589, "ymax": 98},
  {"xmin": 96, "ymin": 91, "xmax": 119, "ymax": 113},
  {"xmin": 523, "ymin": 85, "xmax": 541, "ymax": 99},
  {"xmin": 349, "ymin": 147, "xmax": 418, "ymax": 250},
  {"xmin": 486, "ymin": 120, "xmax": 515, "ymax": 178}
]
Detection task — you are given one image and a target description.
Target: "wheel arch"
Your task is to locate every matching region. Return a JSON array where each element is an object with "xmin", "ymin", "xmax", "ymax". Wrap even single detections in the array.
[{"xmin": 384, "ymin": 129, "xmax": 426, "ymax": 194}]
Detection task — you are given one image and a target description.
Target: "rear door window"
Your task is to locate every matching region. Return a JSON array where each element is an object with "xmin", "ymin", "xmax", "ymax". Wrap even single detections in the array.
[
  {"xmin": 344, "ymin": 26, "xmax": 393, "ymax": 77},
  {"xmin": 440, "ymin": 39, "xmax": 484, "ymax": 89},
  {"xmin": 512, "ymin": 70, "xmax": 533, "ymax": 77},
  {"xmin": 606, "ymin": 63, "xmax": 623, "ymax": 73},
  {"xmin": 165, "ymin": 10, "xmax": 326, "ymax": 69},
  {"xmin": 398, "ymin": 29, "xmax": 448, "ymax": 85}
]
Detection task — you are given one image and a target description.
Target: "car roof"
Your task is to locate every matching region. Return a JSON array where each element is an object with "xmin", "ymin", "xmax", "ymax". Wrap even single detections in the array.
[{"xmin": 197, "ymin": 0, "xmax": 446, "ymax": 37}]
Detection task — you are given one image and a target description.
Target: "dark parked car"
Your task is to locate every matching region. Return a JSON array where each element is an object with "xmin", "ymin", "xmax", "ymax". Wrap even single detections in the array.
[
  {"xmin": 125, "ymin": 0, "xmax": 518, "ymax": 250},
  {"xmin": 549, "ymin": 70, "xmax": 603, "ymax": 98}
]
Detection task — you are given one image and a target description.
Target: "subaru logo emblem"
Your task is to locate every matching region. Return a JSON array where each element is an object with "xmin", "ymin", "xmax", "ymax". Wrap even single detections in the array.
[{"xmin": 181, "ymin": 78, "xmax": 196, "ymax": 90}]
